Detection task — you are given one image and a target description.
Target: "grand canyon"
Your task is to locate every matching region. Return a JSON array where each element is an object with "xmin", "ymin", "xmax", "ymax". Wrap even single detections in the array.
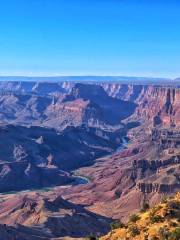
[{"xmin": 0, "ymin": 78, "xmax": 179, "ymax": 239}]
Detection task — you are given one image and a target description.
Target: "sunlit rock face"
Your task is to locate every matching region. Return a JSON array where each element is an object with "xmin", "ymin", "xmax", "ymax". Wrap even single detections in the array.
[
  {"xmin": 100, "ymin": 83, "xmax": 180, "ymax": 127},
  {"xmin": 134, "ymin": 86, "xmax": 180, "ymax": 127}
]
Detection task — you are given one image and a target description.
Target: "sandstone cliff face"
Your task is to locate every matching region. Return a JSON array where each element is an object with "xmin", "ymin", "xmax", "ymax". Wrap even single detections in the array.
[
  {"xmin": 133, "ymin": 126, "xmax": 180, "ymax": 195},
  {"xmin": 135, "ymin": 86, "xmax": 180, "ymax": 127},
  {"xmin": 101, "ymin": 83, "xmax": 145, "ymax": 102},
  {"xmin": 152, "ymin": 128, "xmax": 180, "ymax": 149},
  {"xmin": 137, "ymin": 182, "xmax": 180, "ymax": 194},
  {"xmin": 136, "ymin": 159, "xmax": 180, "ymax": 194},
  {"xmin": 100, "ymin": 83, "xmax": 180, "ymax": 127}
]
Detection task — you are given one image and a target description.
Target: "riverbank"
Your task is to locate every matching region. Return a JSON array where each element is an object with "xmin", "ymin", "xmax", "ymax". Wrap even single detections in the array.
[
  {"xmin": 0, "ymin": 136, "xmax": 129, "ymax": 195},
  {"xmin": 71, "ymin": 136, "xmax": 129, "ymax": 185}
]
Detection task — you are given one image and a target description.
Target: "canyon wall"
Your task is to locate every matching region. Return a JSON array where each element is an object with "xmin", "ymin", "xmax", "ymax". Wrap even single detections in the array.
[
  {"xmin": 0, "ymin": 81, "xmax": 178, "ymax": 127},
  {"xmin": 100, "ymin": 83, "xmax": 180, "ymax": 127}
]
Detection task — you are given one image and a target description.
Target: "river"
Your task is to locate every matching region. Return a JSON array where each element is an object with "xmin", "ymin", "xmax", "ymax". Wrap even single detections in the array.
[
  {"xmin": 0, "ymin": 136, "xmax": 129, "ymax": 195},
  {"xmin": 72, "ymin": 136, "xmax": 129, "ymax": 185}
]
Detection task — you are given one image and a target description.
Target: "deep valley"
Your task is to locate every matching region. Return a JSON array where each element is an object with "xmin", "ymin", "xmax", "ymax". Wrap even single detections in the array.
[{"xmin": 0, "ymin": 80, "xmax": 179, "ymax": 239}]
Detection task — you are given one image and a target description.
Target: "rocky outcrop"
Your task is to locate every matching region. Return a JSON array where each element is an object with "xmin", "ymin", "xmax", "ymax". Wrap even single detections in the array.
[
  {"xmin": 132, "ymin": 156, "xmax": 180, "ymax": 171},
  {"xmin": 151, "ymin": 128, "xmax": 180, "ymax": 149},
  {"xmin": 134, "ymin": 86, "xmax": 180, "ymax": 127},
  {"xmin": 101, "ymin": 83, "xmax": 145, "ymax": 102},
  {"xmin": 137, "ymin": 182, "xmax": 180, "ymax": 194},
  {"xmin": 0, "ymin": 193, "xmax": 111, "ymax": 238},
  {"xmin": 100, "ymin": 83, "xmax": 180, "ymax": 127},
  {"xmin": 135, "ymin": 156, "xmax": 180, "ymax": 194},
  {"xmin": 63, "ymin": 83, "xmax": 137, "ymax": 126}
]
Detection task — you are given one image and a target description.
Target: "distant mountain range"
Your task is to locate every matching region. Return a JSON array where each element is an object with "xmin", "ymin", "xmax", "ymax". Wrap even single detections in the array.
[{"xmin": 0, "ymin": 75, "xmax": 179, "ymax": 85}]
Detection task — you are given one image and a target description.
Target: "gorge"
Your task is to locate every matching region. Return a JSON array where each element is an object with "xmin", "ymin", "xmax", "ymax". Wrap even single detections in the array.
[{"xmin": 0, "ymin": 80, "xmax": 179, "ymax": 239}]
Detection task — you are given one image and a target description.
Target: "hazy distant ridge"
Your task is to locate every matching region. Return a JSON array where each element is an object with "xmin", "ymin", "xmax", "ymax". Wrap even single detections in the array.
[{"xmin": 0, "ymin": 75, "xmax": 177, "ymax": 85}]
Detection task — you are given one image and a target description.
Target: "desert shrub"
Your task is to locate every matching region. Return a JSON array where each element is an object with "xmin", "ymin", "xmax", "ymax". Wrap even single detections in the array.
[
  {"xmin": 166, "ymin": 209, "xmax": 180, "ymax": 220},
  {"xmin": 166, "ymin": 201, "xmax": 180, "ymax": 220},
  {"xmin": 110, "ymin": 220, "xmax": 125, "ymax": 230},
  {"xmin": 169, "ymin": 221, "xmax": 178, "ymax": 227},
  {"xmin": 143, "ymin": 233, "xmax": 149, "ymax": 240},
  {"xmin": 114, "ymin": 190, "xmax": 121, "ymax": 198},
  {"xmin": 128, "ymin": 225, "xmax": 140, "ymax": 237},
  {"xmin": 141, "ymin": 202, "xmax": 150, "ymax": 212},
  {"xmin": 167, "ymin": 201, "xmax": 180, "ymax": 210},
  {"xmin": 150, "ymin": 205, "xmax": 162, "ymax": 217},
  {"xmin": 150, "ymin": 214, "xmax": 164, "ymax": 223},
  {"xmin": 149, "ymin": 236, "xmax": 158, "ymax": 240},
  {"xmin": 161, "ymin": 196, "xmax": 168, "ymax": 204},
  {"xmin": 169, "ymin": 226, "xmax": 180, "ymax": 240},
  {"xmin": 129, "ymin": 214, "xmax": 140, "ymax": 223},
  {"xmin": 143, "ymin": 227, "xmax": 148, "ymax": 232},
  {"xmin": 158, "ymin": 227, "xmax": 171, "ymax": 240},
  {"xmin": 85, "ymin": 234, "xmax": 98, "ymax": 240}
]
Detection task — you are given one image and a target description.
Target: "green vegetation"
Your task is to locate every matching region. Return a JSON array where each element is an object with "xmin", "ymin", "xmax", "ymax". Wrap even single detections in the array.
[
  {"xmin": 129, "ymin": 214, "xmax": 140, "ymax": 223},
  {"xmin": 141, "ymin": 202, "xmax": 150, "ymax": 212},
  {"xmin": 128, "ymin": 225, "xmax": 140, "ymax": 237},
  {"xmin": 150, "ymin": 214, "xmax": 164, "ymax": 223},
  {"xmin": 110, "ymin": 220, "xmax": 125, "ymax": 230},
  {"xmin": 161, "ymin": 195, "xmax": 168, "ymax": 204},
  {"xmin": 169, "ymin": 226, "xmax": 180, "ymax": 240},
  {"xmin": 85, "ymin": 234, "xmax": 98, "ymax": 240}
]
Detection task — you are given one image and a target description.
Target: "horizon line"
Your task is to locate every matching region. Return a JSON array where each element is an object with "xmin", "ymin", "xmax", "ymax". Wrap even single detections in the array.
[{"xmin": 0, "ymin": 75, "xmax": 176, "ymax": 80}]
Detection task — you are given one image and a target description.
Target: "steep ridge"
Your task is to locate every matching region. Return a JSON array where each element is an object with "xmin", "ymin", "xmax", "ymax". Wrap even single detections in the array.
[
  {"xmin": 62, "ymin": 83, "xmax": 136, "ymax": 126},
  {"xmin": 0, "ymin": 192, "xmax": 111, "ymax": 238}
]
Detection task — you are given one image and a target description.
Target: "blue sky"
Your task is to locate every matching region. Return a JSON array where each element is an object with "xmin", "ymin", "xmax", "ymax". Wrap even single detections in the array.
[{"xmin": 0, "ymin": 0, "xmax": 180, "ymax": 78}]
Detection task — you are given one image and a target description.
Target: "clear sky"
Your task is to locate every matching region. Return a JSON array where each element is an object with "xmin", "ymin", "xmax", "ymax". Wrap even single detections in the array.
[{"xmin": 0, "ymin": 0, "xmax": 180, "ymax": 78}]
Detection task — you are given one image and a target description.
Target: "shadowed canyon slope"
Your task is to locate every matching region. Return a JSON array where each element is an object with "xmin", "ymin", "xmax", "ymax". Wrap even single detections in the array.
[
  {"xmin": 0, "ymin": 81, "xmax": 179, "ymax": 239},
  {"xmin": 0, "ymin": 82, "xmax": 136, "ymax": 129},
  {"xmin": 0, "ymin": 193, "xmax": 112, "ymax": 239},
  {"xmin": 0, "ymin": 124, "xmax": 127, "ymax": 192}
]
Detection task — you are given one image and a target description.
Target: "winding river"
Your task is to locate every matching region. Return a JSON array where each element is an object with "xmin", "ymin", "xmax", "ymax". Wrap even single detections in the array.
[
  {"xmin": 0, "ymin": 136, "xmax": 129, "ymax": 195},
  {"xmin": 72, "ymin": 136, "xmax": 129, "ymax": 185}
]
